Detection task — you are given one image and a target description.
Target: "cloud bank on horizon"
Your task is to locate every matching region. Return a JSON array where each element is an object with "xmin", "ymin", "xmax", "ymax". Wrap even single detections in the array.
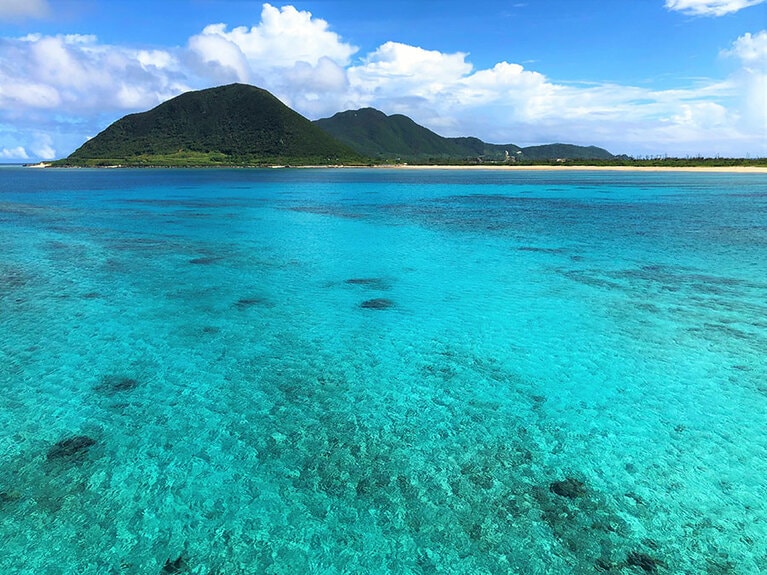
[
  {"xmin": 0, "ymin": 0, "xmax": 765, "ymax": 160},
  {"xmin": 665, "ymin": 0, "xmax": 766, "ymax": 16}
]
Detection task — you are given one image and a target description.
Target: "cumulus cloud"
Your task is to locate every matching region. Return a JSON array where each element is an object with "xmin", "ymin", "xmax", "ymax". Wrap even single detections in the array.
[
  {"xmin": 188, "ymin": 26, "xmax": 252, "ymax": 83},
  {"xmin": 185, "ymin": 2, "xmax": 356, "ymax": 89},
  {"xmin": 723, "ymin": 29, "xmax": 767, "ymax": 63},
  {"xmin": 30, "ymin": 133, "xmax": 55, "ymax": 159},
  {"xmin": 665, "ymin": 0, "xmax": 766, "ymax": 16},
  {"xmin": 0, "ymin": 0, "xmax": 49, "ymax": 21},
  {"xmin": 0, "ymin": 33, "xmax": 188, "ymax": 113},
  {"xmin": 185, "ymin": 3, "xmax": 356, "ymax": 115},
  {"xmin": 189, "ymin": 4, "xmax": 355, "ymax": 69},
  {"xmin": 0, "ymin": 146, "xmax": 29, "ymax": 160},
  {"xmin": 721, "ymin": 31, "xmax": 767, "ymax": 148}
]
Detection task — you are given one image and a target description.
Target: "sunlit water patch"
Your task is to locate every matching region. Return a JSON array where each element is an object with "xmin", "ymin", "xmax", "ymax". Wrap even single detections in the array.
[{"xmin": 1, "ymin": 168, "xmax": 766, "ymax": 574}]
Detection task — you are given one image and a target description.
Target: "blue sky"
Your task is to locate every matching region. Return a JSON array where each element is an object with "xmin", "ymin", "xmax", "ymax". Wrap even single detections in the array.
[{"xmin": 1, "ymin": 0, "xmax": 765, "ymax": 160}]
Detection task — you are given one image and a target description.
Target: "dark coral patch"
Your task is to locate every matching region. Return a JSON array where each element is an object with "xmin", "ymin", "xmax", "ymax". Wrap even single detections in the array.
[
  {"xmin": 46, "ymin": 435, "xmax": 96, "ymax": 461},
  {"xmin": 518, "ymin": 246, "xmax": 567, "ymax": 255},
  {"xmin": 595, "ymin": 558, "xmax": 615, "ymax": 571},
  {"xmin": 95, "ymin": 375, "xmax": 140, "ymax": 395},
  {"xmin": 161, "ymin": 555, "xmax": 188, "ymax": 574},
  {"xmin": 0, "ymin": 491, "xmax": 21, "ymax": 504},
  {"xmin": 235, "ymin": 297, "xmax": 269, "ymax": 309},
  {"xmin": 626, "ymin": 551, "xmax": 663, "ymax": 573},
  {"xmin": 360, "ymin": 298, "xmax": 395, "ymax": 309},
  {"xmin": 288, "ymin": 206, "xmax": 363, "ymax": 219},
  {"xmin": 189, "ymin": 256, "xmax": 221, "ymax": 265},
  {"xmin": 549, "ymin": 477, "xmax": 586, "ymax": 498},
  {"xmin": 345, "ymin": 278, "xmax": 390, "ymax": 290}
]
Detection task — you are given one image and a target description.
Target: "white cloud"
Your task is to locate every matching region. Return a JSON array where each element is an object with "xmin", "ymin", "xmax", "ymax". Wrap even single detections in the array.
[
  {"xmin": 723, "ymin": 30, "xmax": 767, "ymax": 63},
  {"xmin": 188, "ymin": 27, "xmax": 252, "ymax": 83},
  {"xmin": 355, "ymin": 42, "xmax": 472, "ymax": 83},
  {"xmin": 30, "ymin": 134, "xmax": 55, "ymax": 159},
  {"xmin": 279, "ymin": 56, "xmax": 349, "ymax": 116},
  {"xmin": 665, "ymin": 0, "xmax": 766, "ymax": 16},
  {"xmin": 0, "ymin": 33, "xmax": 189, "ymax": 113},
  {"xmin": 0, "ymin": 146, "xmax": 29, "ymax": 160},
  {"xmin": 345, "ymin": 42, "xmax": 476, "ymax": 124},
  {"xmin": 137, "ymin": 49, "xmax": 175, "ymax": 71},
  {"xmin": 189, "ymin": 4, "xmax": 356, "ymax": 69},
  {"xmin": 185, "ymin": 3, "xmax": 356, "ymax": 116},
  {"xmin": 0, "ymin": 0, "xmax": 49, "ymax": 21},
  {"xmin": 11, "ymin": 36, "xmax": 191, "ymax": 119},
  {"xmin": 721, "ymin": 31, "xmax": 767, "ymax": 147}
]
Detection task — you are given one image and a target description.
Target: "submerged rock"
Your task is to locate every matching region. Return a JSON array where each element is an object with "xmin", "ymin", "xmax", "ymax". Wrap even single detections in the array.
[
  {"xmin": 626, "ymin": 551, "xmax": 663, "ymax": 573},
  {"xmin": 0, "ymin": 491, "xmax": 21, "ymax": 504},
  {"xmin": 235, "ymin": 297, "xmax": 269, "ymax": 309},
  {"xmin": 189, "ymin": 256, "xmax": 220, "ymax": 265},
  {"xmin": 161, "ymin": 555, "xmax": 188, "ymax": 574},
  {"xmin": 345, "ymin": 278, "xmax": 390, "ymax": 290},
  {"xmin": 549, "ymin": 477, "xmax": 586, "ymax": 499},
  {"xmin": 46, "ymin": 435, "xmax": 96, "ymax": 460},
  {"xmin": 594, "ymin": 558, "xmax": 615, "ymax": 571},
  {"xmin": 360, "ymin": 298, "xmax": 395, "ymax": 309},
  {"xmin": 95, "ymin": 375, "xmax": 140, "ymax": 395}
]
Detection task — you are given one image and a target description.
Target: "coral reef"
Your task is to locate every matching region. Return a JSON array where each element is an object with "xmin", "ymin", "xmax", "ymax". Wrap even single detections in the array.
[
  {"xmin": 550, "ymin": 477, "xmax": 587, "ymax": 498},
  {"xmin": 46, "ymin": 435, "xmax": 96, "ymax": 461},
  {"xmin": 345, "ymin": 277, "xmax": 390, "ymax": 290},
  {"xmin": 360, "ymin": 298, "xmax": 395, "ymax": 309},
  {"xmin": 160, "ymin": 554, "xmax": 188, "ymax": 574},
  {"xmin": 235, "ymin": 297, "xmax": 270, "ymax": 309},
  {"xmin": 95, "ymin": 375, "xmax": 140, "ymax": 395}
]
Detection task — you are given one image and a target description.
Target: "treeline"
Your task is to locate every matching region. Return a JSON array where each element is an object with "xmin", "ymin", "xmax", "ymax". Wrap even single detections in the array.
[{"xmin": 514, "ymin": 157, "xmax": 767, "ymax": 167}]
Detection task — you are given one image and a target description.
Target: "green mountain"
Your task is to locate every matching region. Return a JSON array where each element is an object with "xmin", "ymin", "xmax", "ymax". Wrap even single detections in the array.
[
  {"xmin": 313, "ymin": 108, "xmax": 519, "ymax": 162},
  {"xmin": 61, "ymin": 83, "xmax": 363, "ymax": 167},
  {"xmin": 315, "ymin": 108, "xmax": 614, "ymax": 162}
]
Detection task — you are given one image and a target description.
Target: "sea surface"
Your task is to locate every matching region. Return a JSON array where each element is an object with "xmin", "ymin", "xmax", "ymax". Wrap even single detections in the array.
[{"xmin": 1, "ymin": 167, "xmax": 766, "ymax": 574}]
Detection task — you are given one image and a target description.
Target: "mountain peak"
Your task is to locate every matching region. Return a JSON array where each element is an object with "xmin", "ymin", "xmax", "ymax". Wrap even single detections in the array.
[{"xmin": 65, "ymin": 84, "xmax": 362, "ymax": 166}]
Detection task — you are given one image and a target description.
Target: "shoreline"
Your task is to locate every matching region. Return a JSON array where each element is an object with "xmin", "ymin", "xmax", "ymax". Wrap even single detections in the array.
[
  {"xmin": 372, "ymin": 164, "xmax": 767, "ymax": 173},
  {"xmin": 28, "ymin": 162, "xmax": 767, "ymax": 173}
]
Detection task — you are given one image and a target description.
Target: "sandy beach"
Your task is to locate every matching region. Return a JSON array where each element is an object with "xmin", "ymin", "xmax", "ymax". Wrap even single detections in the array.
[
  {"xmin": 377, "ymin": 164, "xmax": 767, "ymax": 173},
  {"xmin": 27, "ymin": 162, "xmax": 767, "ymax": 173}
]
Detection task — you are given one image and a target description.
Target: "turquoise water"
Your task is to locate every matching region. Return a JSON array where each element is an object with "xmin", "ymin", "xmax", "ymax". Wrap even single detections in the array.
[{"xmin": 1, "ymin": 167, "xmax": 766, "ymax": 574}]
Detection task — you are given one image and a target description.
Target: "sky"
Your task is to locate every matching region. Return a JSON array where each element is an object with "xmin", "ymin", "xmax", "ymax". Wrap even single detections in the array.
[{"xmin": 0, "ymin": 0, "xmax": 765, "ymax": 161}]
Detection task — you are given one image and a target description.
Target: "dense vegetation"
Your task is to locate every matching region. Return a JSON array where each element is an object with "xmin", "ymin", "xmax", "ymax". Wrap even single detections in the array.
[
  {"xmin": 520, "ymin": 157, "xmax": 767, "ymax": 167},
  {"xmin": 314, "ymin": 108, "xmax": 614, "ymax": 163},
  {"xmin": 51, "ymin": 83, "xmax": 764, "ymax": 168},
  {"xmin": 58, "ymin": 84, "xmax": 364, "ymax": 167},
  {"xmin": 313, "ymin": 108, "xmax": 519, "ymax": 162}
]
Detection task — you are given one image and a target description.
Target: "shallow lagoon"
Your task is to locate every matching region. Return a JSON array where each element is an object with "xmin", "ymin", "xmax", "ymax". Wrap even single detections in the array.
[{"xmin": 1, "ymin": 168, "xmax": 766, "ymax": 574}]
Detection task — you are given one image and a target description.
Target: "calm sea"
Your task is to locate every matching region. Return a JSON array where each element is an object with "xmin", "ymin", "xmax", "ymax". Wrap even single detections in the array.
[{"xmin": 1, "ymin": 167, "xmax": 766, "ymax": 574}]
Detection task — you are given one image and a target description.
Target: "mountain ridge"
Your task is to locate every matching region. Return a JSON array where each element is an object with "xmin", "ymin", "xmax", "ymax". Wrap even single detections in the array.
[
  {"xmin": 314, "ymin": 107, "xmax": 613, "ymax": 163},
  {"xmin": 57, "ymin": 83, "xmax": 615, "ymax": 166}
]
